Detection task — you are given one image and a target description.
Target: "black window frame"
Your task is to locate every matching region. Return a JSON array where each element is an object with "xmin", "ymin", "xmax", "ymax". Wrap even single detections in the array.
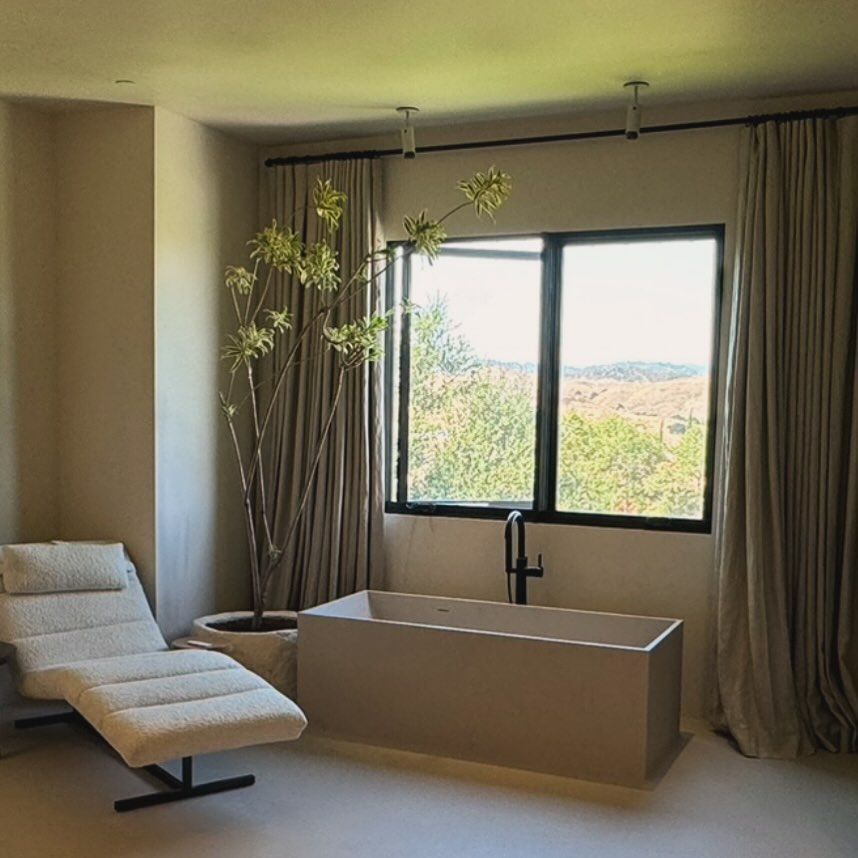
[{"xmin": 384, "ymin": 224, "xmax": 725, "ymax": 534}]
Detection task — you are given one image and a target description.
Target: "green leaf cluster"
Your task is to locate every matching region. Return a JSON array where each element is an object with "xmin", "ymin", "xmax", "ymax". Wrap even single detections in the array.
[
  {"xmin": 219, "ymin": 393, "xmax": 238, "ymax": 418},
  {"xmin": 314, "ymin": 179, "xmax": 347, "ymax": 231},
  {"xmin": 222, "ymin": 322, "xmax": 275, "ymax": 371},
  {"xmin": 299, "ymin": 242, "xmax": 340, "ymax": 291},
  {"xmin": 457, "ymin": 167, "xmax": 512, "ymax": 219},
  {"xmin": 403, "ymin": 211, "xmax": 447, "ymax": 261},
  {"xmin": 225, "ymin": 265, "xmax": 257, "ymax": 295},
  {"xmin": 248, "ymin": 222, "xmax": 303, "ymax": 272},
  {"xmin": 265, "ymin": 307, "xmax": 293, "ymax": 332},
  {"xmin": 324, "ymin": 313, "xmax": 391, "ymax": 368}
]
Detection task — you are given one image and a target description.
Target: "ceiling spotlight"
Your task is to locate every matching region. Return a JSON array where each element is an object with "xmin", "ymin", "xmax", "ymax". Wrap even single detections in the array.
[
  {"xmin": 623, "ymin": 81, "xmax": 649, "ymax": 140},
  {"xmin": 396, "ymin": 106, "xmax": 419, "ymax": 159}
]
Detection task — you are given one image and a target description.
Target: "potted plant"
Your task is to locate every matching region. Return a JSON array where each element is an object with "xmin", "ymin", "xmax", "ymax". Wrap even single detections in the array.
[{"xmin": 192, "ymin": 167, "xmax": 512, "ymax": 695}]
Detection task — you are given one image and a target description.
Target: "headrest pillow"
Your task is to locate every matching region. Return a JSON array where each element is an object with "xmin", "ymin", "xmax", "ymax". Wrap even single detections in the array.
[{"xmin": 1, "ymin": 542, "xmax": 129, "ymax": 594}]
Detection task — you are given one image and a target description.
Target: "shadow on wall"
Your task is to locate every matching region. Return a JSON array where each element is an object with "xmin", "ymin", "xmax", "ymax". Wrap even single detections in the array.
[
  {"xmin": 213, "ymin": 158, "xmax": 253, "ymax": 615},
  {"xmin": 153, "ymin": 112, "xmax": 257, "ymax": 638},
  {"xmin": 0, "ymin": 105, "xmax": 58, "ymax": 545}
]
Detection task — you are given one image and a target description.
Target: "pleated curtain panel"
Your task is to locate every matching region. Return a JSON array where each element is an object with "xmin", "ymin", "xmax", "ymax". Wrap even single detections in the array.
[
  {"xmin": 713, "ymin": 116, "xmax": 858, "ymax": 758},
  {"xmin": 261, "ymin": 158, "xmax": 385, "ymax": 611}
]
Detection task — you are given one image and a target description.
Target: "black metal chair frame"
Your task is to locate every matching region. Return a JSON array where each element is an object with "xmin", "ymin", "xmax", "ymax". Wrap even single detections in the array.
[{"xmin": 14, "ymin": 710, "xmax": 256, "ymax": 812}]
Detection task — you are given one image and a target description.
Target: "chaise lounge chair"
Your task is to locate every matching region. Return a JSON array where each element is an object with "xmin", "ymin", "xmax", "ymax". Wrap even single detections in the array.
[{"xmin": 0, "ymin": 541, "xmax": 307, "ymax": 811}]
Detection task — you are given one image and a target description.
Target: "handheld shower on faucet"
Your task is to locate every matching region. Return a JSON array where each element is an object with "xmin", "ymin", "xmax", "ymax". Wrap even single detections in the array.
[{"xmin": 503, "ymin": 510, "xmax": 544, "ymax": 605}]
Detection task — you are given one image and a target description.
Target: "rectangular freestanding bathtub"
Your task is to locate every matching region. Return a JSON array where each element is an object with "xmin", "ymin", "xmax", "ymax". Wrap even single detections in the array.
[{"xmin": 298, "ymin": 591, "xmax": 683, "ymax": 786}]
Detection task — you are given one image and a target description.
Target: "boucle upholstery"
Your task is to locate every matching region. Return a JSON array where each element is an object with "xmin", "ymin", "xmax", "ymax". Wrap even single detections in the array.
[
  {"xmin": 2, "ymin": 542, "xmax": 128, "ymax": 594},
  {"xmin": 0, "ymin": 570, "xmax": 167, "ymax": 698},
  {"xmin": 60, "ymin": 650, "xmax": 307, "ymax": 767},
  {"xmin": 0, "ymin": 542, "xmax": 307, "ymax": 767}
]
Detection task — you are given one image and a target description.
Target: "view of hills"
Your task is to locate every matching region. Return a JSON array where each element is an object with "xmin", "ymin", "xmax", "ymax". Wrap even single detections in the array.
[
  {"xmin": 486, "ymin": 359, "xmax": 706, "ymax": 382},
  {"xmin": 481, "ymin": 359, "xmax": 710, "ymax": 441},
  {"xmin": 563, "ymin": 361, "xmax": 707, "ymax": 382},
  {"xmin": 409, "ymin": 299, "xmax": 710, "ymax": 516}
]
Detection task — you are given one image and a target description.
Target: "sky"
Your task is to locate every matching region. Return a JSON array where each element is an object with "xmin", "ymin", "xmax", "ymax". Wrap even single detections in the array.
[{"xmin": 409, "ymin": 238, "xmax": 718, "ymax": 369}]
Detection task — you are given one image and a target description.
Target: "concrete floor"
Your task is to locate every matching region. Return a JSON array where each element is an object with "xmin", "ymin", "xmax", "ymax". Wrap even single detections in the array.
[{"xmin": 1, "ymin": 715, "xmax": 857, "ymax": 858}]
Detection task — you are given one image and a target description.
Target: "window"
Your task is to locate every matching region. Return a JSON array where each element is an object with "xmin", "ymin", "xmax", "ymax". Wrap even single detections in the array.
[{"xmin": 386, "ymin": 226, "xmax": 723, "ymax": 532}]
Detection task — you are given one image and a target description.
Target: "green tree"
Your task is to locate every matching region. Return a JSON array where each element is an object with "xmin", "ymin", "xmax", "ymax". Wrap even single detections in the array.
[
  {"xmin": 557, "ymin": 413, "xmax": 665, "ymax": 513},
  {"xmin": 406, "ymin": 294, "xmax": 707, "ymax": 519},
  {"xmin": 409, "ymin": 295, "xmax": 534, "ymax": 502},
  {"xmin": 643, "ymin": 423, "xmax": 706, "ymax": 517}
]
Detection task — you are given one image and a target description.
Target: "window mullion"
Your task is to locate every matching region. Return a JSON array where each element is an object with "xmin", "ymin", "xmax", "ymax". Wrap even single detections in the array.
[
  {"xmin": 534, "ymin": 236, "xmax": 562, "ymax": 513},
  {"xmin": 395, "ymin": 251, "xmax": 412, "ymax": 504},
  {"xmin": 383, "ymin": 259, "xmax": 395, "ymax": 502}
]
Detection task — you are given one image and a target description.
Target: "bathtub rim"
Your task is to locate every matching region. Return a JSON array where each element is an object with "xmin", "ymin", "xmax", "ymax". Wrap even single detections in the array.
[{"xmin": 300, "ymin": 590, "xmax": 682, "ymax": 654}]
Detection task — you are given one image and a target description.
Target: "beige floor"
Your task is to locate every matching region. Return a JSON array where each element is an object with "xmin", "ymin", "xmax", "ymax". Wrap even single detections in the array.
[{"xmin": 1, "ymin": 714, "xmax": 857, "ymax": 858}]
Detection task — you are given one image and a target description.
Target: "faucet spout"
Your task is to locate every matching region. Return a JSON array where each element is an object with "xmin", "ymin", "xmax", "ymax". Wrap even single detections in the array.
[
  {"xmin": 503, "ymin": 510, "xmax": 544, "ymax": 606},
  {"xmin": 504, "ymin": 510, "xmax": 527, "ymax": 574}
]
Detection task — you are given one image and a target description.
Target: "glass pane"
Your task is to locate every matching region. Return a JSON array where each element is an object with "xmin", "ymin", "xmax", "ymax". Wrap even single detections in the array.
[
  {"xmin": 406, "ymin": 242, "xmax": 543, "ymax": 506},
  {"xmin": 557, "ymin": 237, "xmax": 717, "ymax": 519}
]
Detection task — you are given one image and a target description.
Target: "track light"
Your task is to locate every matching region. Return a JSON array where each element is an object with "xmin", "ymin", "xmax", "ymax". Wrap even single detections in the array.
[
  {"xmin": 623, "ymin": 81, "xmax": 649, "ymax": 140},
  {"xmin": 396, "ymin": 106, "xmax": 419, "ymax": 159}
]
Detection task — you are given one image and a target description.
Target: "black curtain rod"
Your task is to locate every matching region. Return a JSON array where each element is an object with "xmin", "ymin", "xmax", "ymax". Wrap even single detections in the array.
[{"xmin": 264, "ymin": 104, "xmax": 858, "ymax": 168}]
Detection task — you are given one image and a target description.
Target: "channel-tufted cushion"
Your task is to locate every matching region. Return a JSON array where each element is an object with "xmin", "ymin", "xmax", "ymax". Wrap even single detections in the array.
[
  {"xmin": 0, "ymin": 570, "xmax": 167, "ymax": 698},
  {"xmin": 56, "ymin": 649, "xmax": 307, "ymax": 767}
]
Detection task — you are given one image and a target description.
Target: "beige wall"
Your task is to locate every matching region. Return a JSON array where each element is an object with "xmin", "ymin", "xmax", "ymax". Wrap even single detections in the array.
[
  {"xmin": 53, "ymin": 107, "xmax": 158, "ymax": 596},
  {"xmin": 0, "ymin": 102, "xmax": 58, "ymax": 544},
  {"xmin": 154, "ymin": 108, "xmax": 256, "ymax": 639}
]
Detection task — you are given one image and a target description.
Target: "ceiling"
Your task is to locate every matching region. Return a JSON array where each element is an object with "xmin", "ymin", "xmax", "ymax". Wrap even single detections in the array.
[{"xmin": 2, "ymin": 1, "xmax": 857, "ymax": 143}]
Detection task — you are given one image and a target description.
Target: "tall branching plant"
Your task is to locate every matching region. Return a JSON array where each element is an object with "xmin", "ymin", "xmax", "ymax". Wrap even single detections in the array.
[{"xmin": 220, "ymin": 167, "xmax": 512, "ymax": 627}]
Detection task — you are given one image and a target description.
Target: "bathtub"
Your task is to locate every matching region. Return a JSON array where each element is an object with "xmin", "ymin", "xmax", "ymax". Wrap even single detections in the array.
[{"xmin": 298, "ymin": 590, "xmax": 683, "ymax": 786}]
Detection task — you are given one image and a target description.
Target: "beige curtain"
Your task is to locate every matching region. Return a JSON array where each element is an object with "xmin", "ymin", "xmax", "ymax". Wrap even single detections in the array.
[
  {"xmin": 261, "ymin": 158, "xmax": 385, "ymax": 610},
  {"xmin": 713, "ymin": 116, "xmax": 858, "ymax": 757}
]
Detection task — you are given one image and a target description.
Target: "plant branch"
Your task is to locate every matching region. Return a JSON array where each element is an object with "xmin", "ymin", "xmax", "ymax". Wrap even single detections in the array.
[
  {"xmin": 250, "ymin": 266, "xmax": 276, "ymax": 323},
  {"xmin": 244, "ymin": 262, "xmax": 269, "ymax": 325},
  {"xmin": 437, "ymin": 200, "xmax": 471, "ymax": 225},
  {"xmin": 245, "ymin": 360, "xmax": 275, "ymax": 555},
  {"xmin": 223, "ymin": 411, "xmax": 263, "ymax": 619},
  {"xmin": 229, "ymin": 289, "xmax": 242, "ymax": 323},
  {"xmin": 260, "ymin": 366, "xmax": 347, "ymax": 598}
]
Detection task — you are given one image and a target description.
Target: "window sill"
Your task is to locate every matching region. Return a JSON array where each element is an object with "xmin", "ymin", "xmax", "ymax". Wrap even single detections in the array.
[{"xmin": 384, "ymin": 501, "xmax": 712, "ymax": 534}]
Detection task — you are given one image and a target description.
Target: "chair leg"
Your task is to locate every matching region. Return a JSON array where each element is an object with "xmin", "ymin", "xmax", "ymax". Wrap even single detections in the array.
[
  {"xmin": 114, "ymin": 756, "xmax": 256, "ymax": 813},
  {"xmin": 12, "ymin": 712, "xmax": 256, "ymax": 811}
]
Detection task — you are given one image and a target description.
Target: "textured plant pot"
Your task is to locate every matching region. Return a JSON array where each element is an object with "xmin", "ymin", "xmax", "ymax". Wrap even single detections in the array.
[{"xmin": 192, "ymin": 611, "xmax": 298, "ymax": 698}]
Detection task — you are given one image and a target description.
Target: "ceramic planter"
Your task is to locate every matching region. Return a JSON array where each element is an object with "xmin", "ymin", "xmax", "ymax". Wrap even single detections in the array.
[{"xmin": 192, "ymin": 610, "xmax": 298, "ymax": 698}]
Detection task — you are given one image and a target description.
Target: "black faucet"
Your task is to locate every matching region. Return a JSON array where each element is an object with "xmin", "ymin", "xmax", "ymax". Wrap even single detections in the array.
[{"xmin": 504, "ymin": 510, "xmax": 544, "ymax": 605}]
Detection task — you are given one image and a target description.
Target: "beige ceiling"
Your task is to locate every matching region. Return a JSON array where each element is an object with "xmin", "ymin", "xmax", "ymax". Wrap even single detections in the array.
[{"xmin": 2, "ymin": 1, "xmax": 857, "ymax": 143}]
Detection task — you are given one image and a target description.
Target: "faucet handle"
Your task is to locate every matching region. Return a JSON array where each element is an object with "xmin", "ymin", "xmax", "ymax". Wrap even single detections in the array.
[{"xmin": 523, "ymin": 554, "xmax": 544, "ymax": 578}]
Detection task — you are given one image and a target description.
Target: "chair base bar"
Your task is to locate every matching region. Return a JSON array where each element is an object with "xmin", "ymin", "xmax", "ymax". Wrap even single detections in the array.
[
  {"xmin": 15, "ymin": 715, "xmax": 256, "ymax": 812},
  {"xmin": 114, "ymin": 756, "xmax": 256, "ymax": 813}
]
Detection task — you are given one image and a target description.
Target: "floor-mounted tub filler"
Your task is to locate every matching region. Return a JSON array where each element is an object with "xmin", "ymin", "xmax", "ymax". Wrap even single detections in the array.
[{"xmin": 298, "ymin": 591, "xmax": 683, "ymax": 787}]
